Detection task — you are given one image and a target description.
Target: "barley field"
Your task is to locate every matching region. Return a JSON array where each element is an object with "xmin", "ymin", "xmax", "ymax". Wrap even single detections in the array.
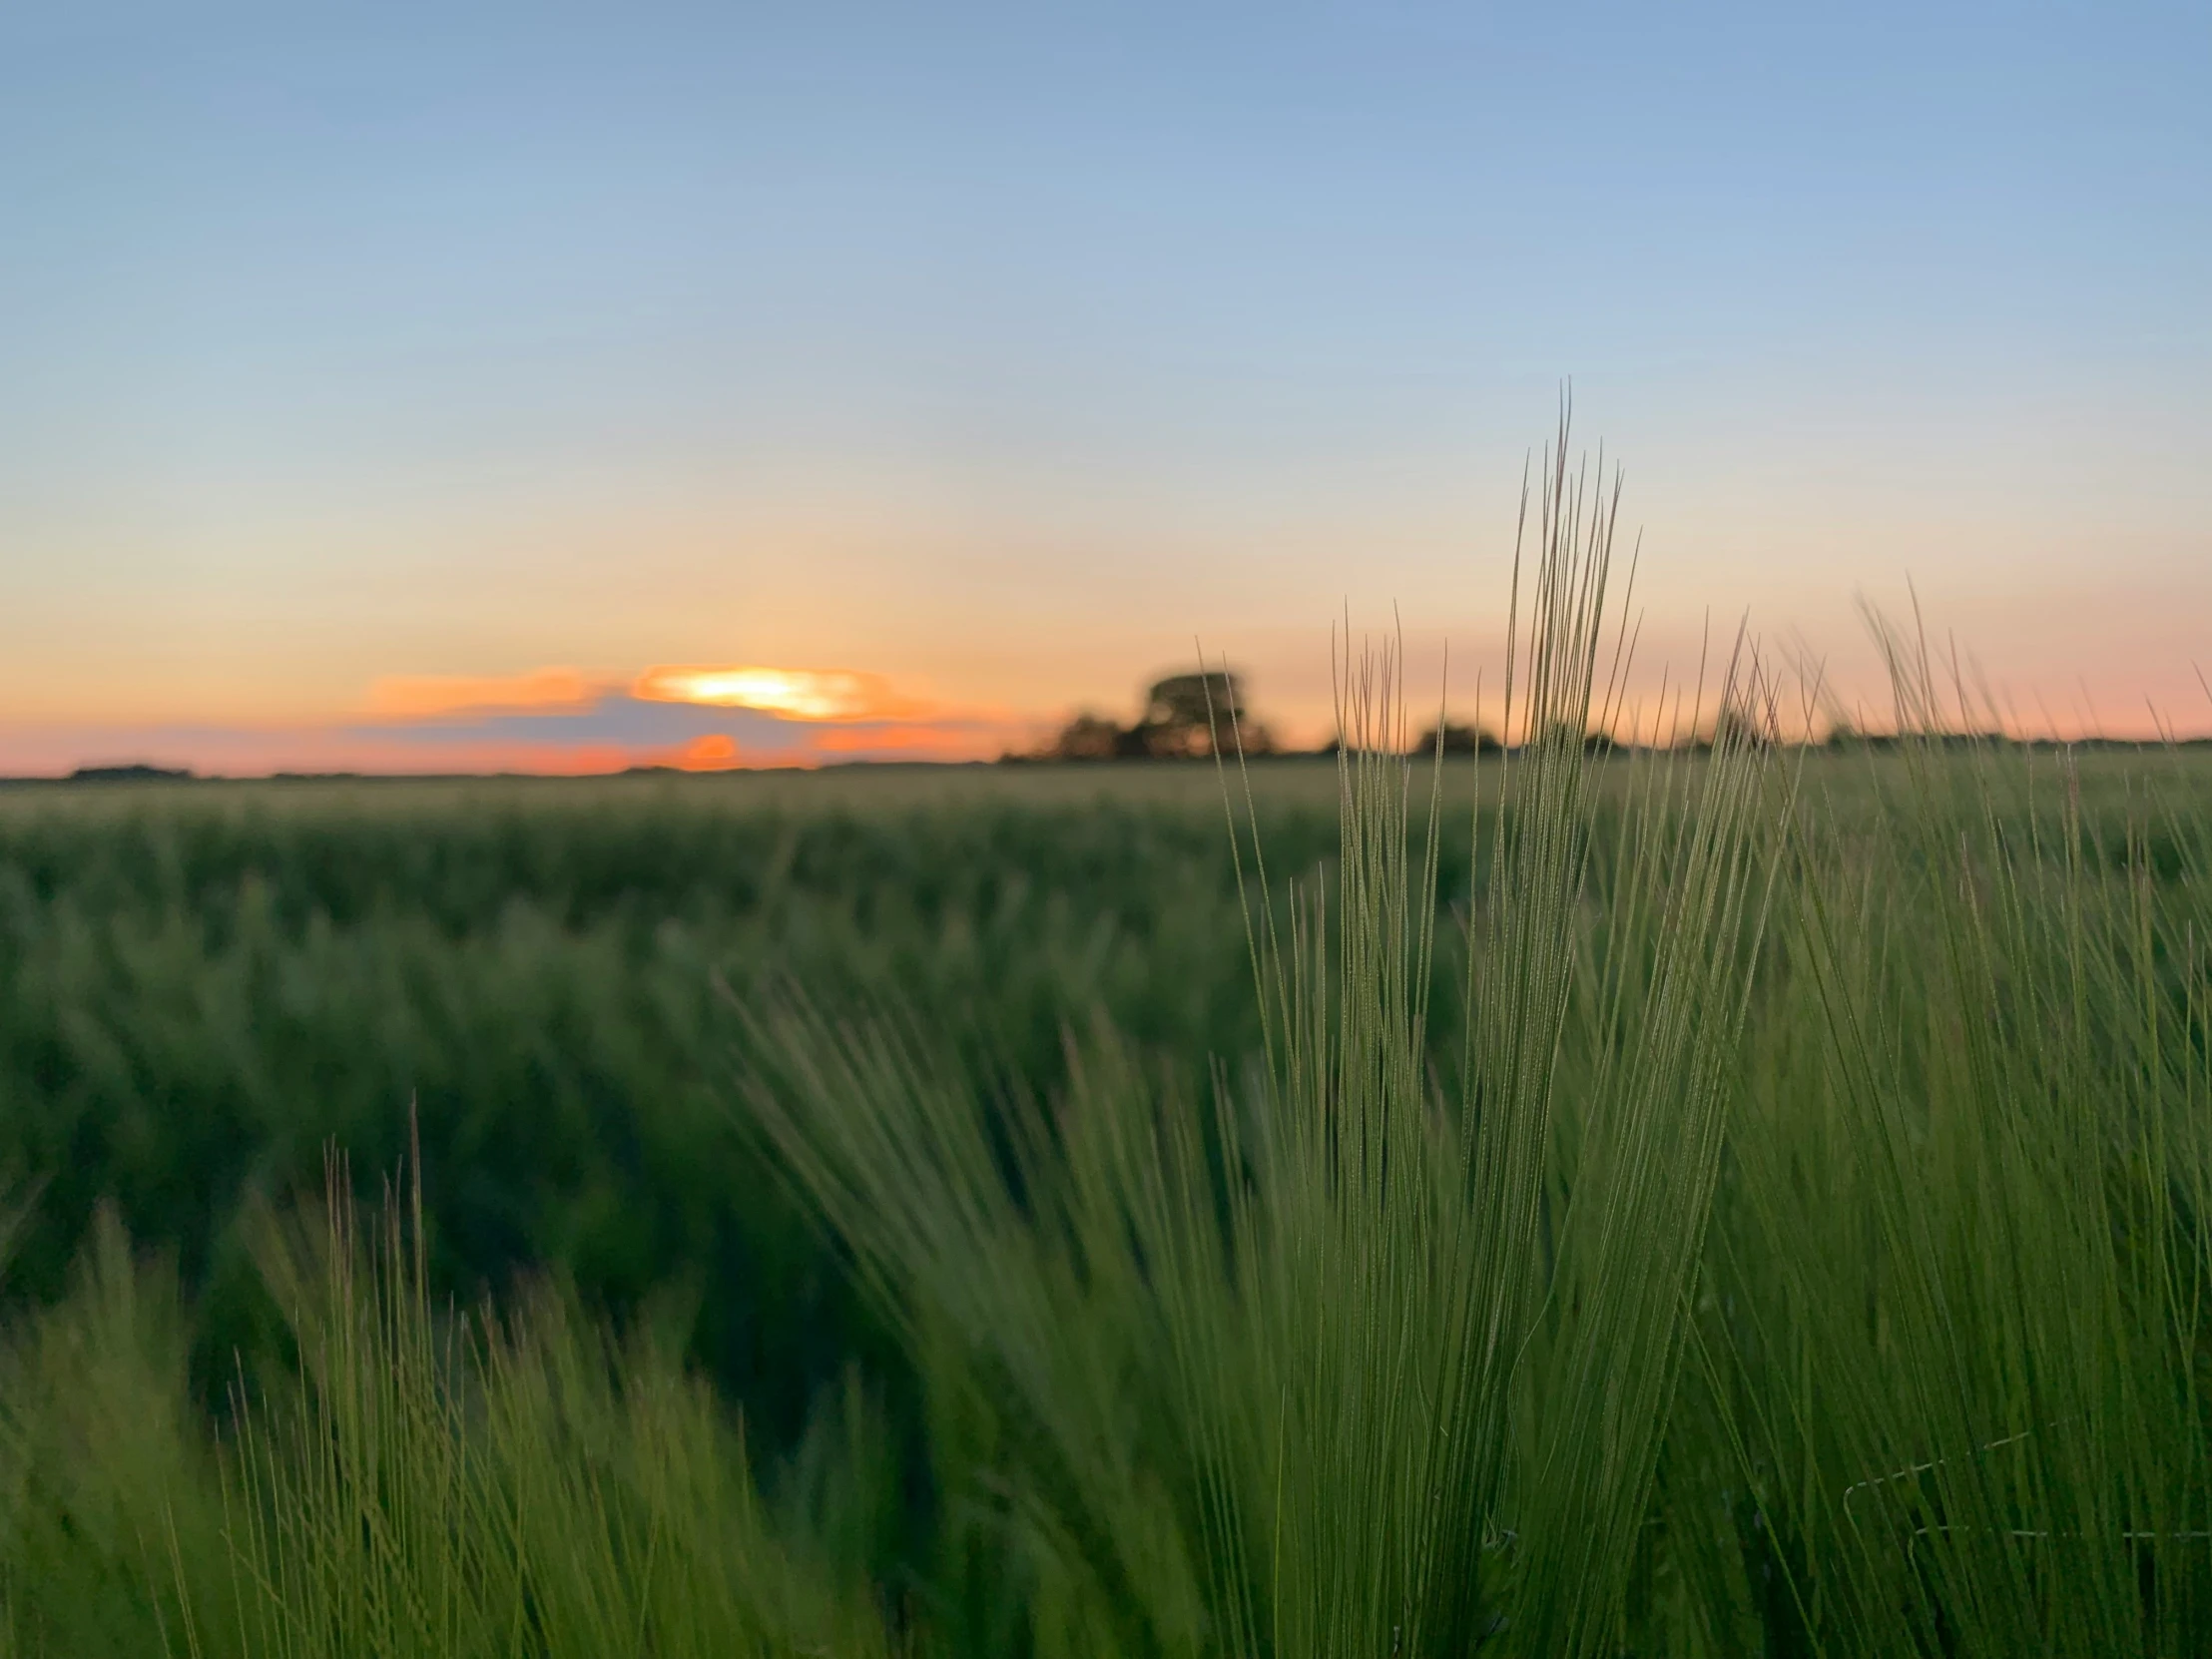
[{"xmin": 0, "ymin": 645, "xmax": 2207, "ymax": 1652}]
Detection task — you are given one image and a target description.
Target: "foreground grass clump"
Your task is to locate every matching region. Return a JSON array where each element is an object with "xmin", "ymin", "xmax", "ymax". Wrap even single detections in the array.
[{"xmin": 0, "ymin": 1178, "xmax": 886, "ymax": 1658}]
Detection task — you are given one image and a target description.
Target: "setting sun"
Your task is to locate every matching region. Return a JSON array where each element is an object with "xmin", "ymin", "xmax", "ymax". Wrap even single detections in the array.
[{"xmin": 676, "ymin": 733, "xmax": 742, "ymax": 770}]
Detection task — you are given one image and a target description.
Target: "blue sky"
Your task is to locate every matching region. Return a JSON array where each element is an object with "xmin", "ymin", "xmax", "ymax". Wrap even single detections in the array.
[{"xmin": 2, "ymin": 0, "xmax": 2206, "ymax": 768}]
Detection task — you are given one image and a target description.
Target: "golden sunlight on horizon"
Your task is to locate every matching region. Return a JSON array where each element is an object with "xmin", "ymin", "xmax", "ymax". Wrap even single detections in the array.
[{"xmin": 630, "ymin": 666, "xmax": 930, "ymax": 722}]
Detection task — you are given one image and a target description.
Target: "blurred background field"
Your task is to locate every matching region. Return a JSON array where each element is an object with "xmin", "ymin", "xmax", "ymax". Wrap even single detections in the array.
[{"xmin": 1, "ymin": 752, "xmax": 2204, "ymax": 1425}]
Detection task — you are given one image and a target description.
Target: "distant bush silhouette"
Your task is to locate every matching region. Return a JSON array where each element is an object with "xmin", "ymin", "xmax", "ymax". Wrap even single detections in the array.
[
  {"xmin": 67, "ymin": 763, "xmax": 195, "ymax": 783},
  {"xmin": 1049, "ymin": 713, "xmax": 1127, "ymax": 761},
  {"xmin": 1410, "ymin": 722, "xmax": 1501, "ymax": 757},
  {"xmin": 1521, "ymin": 720, "xmax": 1620, "ymax": 758}
]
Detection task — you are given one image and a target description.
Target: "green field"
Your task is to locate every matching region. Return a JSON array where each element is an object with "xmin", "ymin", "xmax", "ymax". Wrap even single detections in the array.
[{"xmin": 1, "ymin": 706, "xmax": 2208, "ymax": 1652}]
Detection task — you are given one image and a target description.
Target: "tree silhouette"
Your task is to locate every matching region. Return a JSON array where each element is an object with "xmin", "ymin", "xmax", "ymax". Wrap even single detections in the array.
[
  {"xmin": 1134, "ymin": 671, "xmax": 1272, "ymax": 758},
  {"xmin": 1046, "ymin": 668, "xmax": 1277, "ymax": 760}
]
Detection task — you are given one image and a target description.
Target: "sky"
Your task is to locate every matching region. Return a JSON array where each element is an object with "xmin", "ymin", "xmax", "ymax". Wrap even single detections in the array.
[{"xmin": 2, "ymin": 0, "xmax": 2207, "ymax": 773}]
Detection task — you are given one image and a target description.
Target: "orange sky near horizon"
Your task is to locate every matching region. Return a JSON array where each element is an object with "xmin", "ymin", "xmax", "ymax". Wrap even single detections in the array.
[
  {"xmin": 3, "ymin": 598, "xmax": 2205, "ymax": 781},
  {"xmin": 6, "ymin": 443, "xmax": 2208, "ymax": 770}
]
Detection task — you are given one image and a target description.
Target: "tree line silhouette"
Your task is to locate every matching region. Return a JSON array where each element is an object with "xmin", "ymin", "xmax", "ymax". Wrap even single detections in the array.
[
  {"xmin": 1039, "ymin": 671, "xmax": 1506, "ymax": 762},
  {"xmin": 1033, "ymin": 669, "xmax": 2178, "ymax": 762}
]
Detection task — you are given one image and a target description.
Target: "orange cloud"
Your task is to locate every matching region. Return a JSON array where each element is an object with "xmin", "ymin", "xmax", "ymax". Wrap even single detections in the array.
[
  {"xmin": 365, "ymin": 667, "xmax": 611, "ymax": 719},
  {"xmin": 630, "ymin": 665, "xmax": 930, "ymax": 722}
]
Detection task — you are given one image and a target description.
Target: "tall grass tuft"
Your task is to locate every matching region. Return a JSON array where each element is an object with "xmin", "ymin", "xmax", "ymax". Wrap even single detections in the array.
[
  {"xmin": 214, "ymin": 1151, "xmax": 884, "ymax": 1659},
  {"xmin": 745, "ymin": 424, "xmax": 1786, "ymax": 1656}
]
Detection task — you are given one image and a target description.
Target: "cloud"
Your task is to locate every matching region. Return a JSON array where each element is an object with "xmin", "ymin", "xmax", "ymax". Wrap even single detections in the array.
[
  {"xmin": 363, "ymin": 668, "xmax": 616, "ymax": 719},
  {"xmin": 0, "ymin": 665, "xmax": 1024, "ymax": 778}
]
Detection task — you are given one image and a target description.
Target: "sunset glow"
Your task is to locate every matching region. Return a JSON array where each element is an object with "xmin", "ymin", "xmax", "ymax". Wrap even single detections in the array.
[{"xmin": 631, "ymin": 666, "xmax": 924, "ymax": 722}]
